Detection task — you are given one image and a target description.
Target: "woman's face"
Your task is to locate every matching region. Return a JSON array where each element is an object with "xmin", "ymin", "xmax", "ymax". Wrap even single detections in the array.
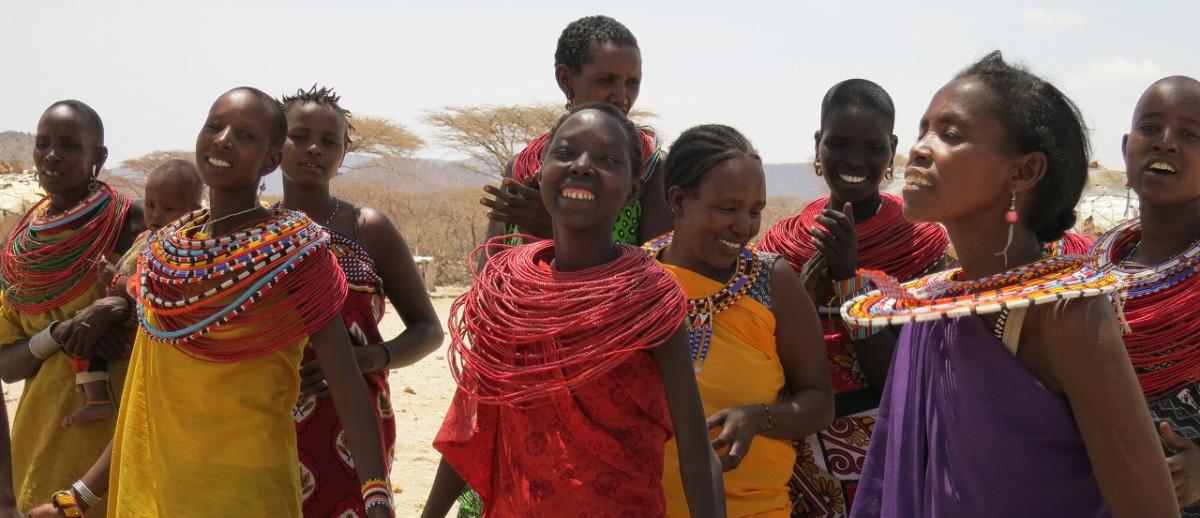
[
  {"xmin": 538, "ymin": 109, "xmax": 638, "ymax": 233},
  {"xmin": 815, "ymin": 105, "xmax": 896, "ymax": 204},
  {"xmin": 1123, "ymin": 78, "xmax": 1200, "ymax": 208},
  {"xmin": 902, "ymin": 77, "xmax": 1023, "ymax": 228},
  {"xmin": 669, "ymin": 156, "xmax": 766, "ymax": 272},
  {"xmin": 33, "ymin": 105, "xmax": 105, "ymax": 196},
  {"xmin": 195, "ymin": 89, "xmax": 280, "ymax": 193},
  {"xmin": 557, "ymin": 41, "xmax": 642, "ymax": 115},
  {"xmin": 281, "ymin": 101, "xmax": 348, "ymax": 188}
]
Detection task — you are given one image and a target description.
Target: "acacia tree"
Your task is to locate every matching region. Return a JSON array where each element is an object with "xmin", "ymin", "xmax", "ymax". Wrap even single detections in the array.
[
  {"xmin": 348, "ymin": 115, "xmax": 424, "ymax": 158},
  {"xmin": 120, "ymin": 150, "xmax": 194, "ymax": 174},
  {"xmin": 423, "ymin": 103, "xmax": 656, "ymax": 179}
]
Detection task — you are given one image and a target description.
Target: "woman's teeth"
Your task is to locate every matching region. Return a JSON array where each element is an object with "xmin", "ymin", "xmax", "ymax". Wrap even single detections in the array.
[
  {"xmin": 718, "ymin": 239, "xmax": 740, "ymax": 250},
  {"xmin": 905, "ymin": 176, "xmax": 932, "ymax": 187},
  {"xmin": 41, "ymin": 170, "xmax": 61, "ymax": 177},
  {"xmin": 1148, "ymin": 161, "xmax": 1176, "ymax": 174},
  {"xmin": 839, "ymin": 173, "xmax": 867, "ymax": 184},
  {"xmin": 561, "ymin": 188, "xmax": 595, "ymax": 200},
  {"xmin": 207, "ymin": 157, "xmax": 232, "ymax": 168}
]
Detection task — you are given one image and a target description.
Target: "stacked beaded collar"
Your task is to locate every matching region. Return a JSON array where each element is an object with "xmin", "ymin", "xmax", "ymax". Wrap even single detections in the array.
[
  {"xmin": 1, "ymin": 181, "xmax": 131, "ymax": 312},
  {"xmin": 1092, "ymin": 218, "xmax": 1200, "ymax": 400},
  {"xmin": 643, "ymin": 232, "xmax": 762, "ymax": 373},
  {"xmin": 136, "ymin": 208, "xmax": 347, "ymax": 362},
  {"xmin": 842, "ymin": 255, "xmax": 1121, "ymax": 328}
]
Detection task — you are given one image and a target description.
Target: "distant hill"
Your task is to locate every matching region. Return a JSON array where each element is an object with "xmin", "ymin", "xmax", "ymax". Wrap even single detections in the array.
[{"xmin": 0, "ymin": 131, "xmax": 34, "ymax": 169}]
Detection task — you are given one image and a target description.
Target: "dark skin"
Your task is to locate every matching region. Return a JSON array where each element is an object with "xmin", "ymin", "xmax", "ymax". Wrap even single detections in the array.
[
  {"xmin": 1122, "ymin": 76, "xmax": 1200, "ymax": 509},
  {"xmin": 25, "ymin": 90, "xmax": 393, "ymax": 518},
  {"xmin": 0, "ymin": 105, "xmax": 145, "ymax": 385},
  {"xmin": 801, "ymin": 104, "xmax": 902, "ymax": 394},
  {"xmin": 903, "ymin": 76, "xmax": 1177, "ymax": 517},
  {"xmin": 480, "ymin": 40, "xmax": 670, "ymax": 254},
  {"xmin": 423, "ymin": 109, "xmax": 725, "ymax": 517},
  {"xmin": 661, "ymin": 156, "xmax": 833, "ymax": 473},
  {"xmin": 278, "ymin": 100, "xmax": 443, "ymax": 396}
]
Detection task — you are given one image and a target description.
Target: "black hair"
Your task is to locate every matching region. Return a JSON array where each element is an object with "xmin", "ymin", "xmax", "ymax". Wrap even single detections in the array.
[
  {"xmin": 554, "ymin": 15, "xmax": 639, "ymax": 73},
  {"xmin": 227, "ymin": 86, "xmax": 287, "ymax": 151},
  {"xmin": 819, "ymin": 79, "xmax": 895, "ymax": 132},
  {"xmin": 281, "ymin": 84, "xmax": 355, "ymax": 149},
  {"xmin": 663, "ymin": 124, "xmax": 760, "ymax": 193},
  {"xmin": 955, "ymin": 51, "xmax": 1089, "ymax": 243},
  {"xmin": 544, "ymin": 101, "xmax": 642, "ymax": 175},
  {"xmin": 150, "ymin": 159, "xmax": 205, "ymax": 204},
  {"xmin": 45, "ymin": 100, "xmax": 105, "ymax": 144}
]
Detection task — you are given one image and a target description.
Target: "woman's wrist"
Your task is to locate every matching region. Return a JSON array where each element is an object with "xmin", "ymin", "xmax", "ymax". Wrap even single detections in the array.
[{"xmin": 757, "ymin": 404, "xmax": 774, "ymax": 436}]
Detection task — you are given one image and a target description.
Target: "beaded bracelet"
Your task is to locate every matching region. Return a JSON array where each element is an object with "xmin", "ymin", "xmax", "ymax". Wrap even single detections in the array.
[
  {"xmin": 832, "ymin": 276, "xmax": 882, "ymax": 340},
  {"xmin": 759, "ymin": 404, "xmax": 773, "ymax": 435},
  {"xmin": 361, "ymin": 478, "xmax": 394, "ymax": 516},
  {"xmin": 72, "ymin": 479, "xmax": 101, "ymax": 508},
  {"xmin": 29, "ymin": 321, "xmax": 64, "ymax": 359},
  {"xmin": 52, "ymin": 490, "xmax": 84, "ymax": 517},
  {"xmin": 364, "ymin": 493, "xmax": 395, "ymax": 516}
]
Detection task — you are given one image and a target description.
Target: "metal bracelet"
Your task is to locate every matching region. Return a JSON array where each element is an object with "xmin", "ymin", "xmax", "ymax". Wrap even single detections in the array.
[
  {"xmin": 28, "ymin": 321, "xmax": 64, "ymax": 359},
  {"xmin": 72, "ymin": 479, "xmax": 101, "ymax": 508}
]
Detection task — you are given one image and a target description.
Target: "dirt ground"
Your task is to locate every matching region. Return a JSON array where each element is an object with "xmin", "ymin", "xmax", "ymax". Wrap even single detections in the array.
[{"xmin": 3, "ymin": 294, "xmax": 463, "ymax": 516}]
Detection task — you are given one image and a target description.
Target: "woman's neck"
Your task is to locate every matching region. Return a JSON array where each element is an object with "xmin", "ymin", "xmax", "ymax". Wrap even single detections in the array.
[
  {"xmin": 660, "ymin": 232, "xmax": 732, "ymax": 284},
  {"xmin": 1134, "ymin": 196, "xmax": 1200, "ymax": 265},
  {"xmin": 551, "ymin": 225, "xmax": 619, "ymax": 272},
  {"xmin": 945, "ymin": 210, "xmax": 1043, "ymax": 281},
  {"xmin": 280, "ymin": 179, "xmax": 334, "ymax": 218},
  {"xmin": 47, "ymin": 183, "xmax": 92, "ymax": 214},
  {"xmin": 828, "ymin": 191, "xmax": 882, "ymax": 223},
  {"xmin": 207, "ymin": 188, "xmax": 267, "ymax": 236}
]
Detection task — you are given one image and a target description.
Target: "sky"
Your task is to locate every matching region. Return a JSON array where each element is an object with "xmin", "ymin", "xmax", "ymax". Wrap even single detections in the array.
[{"xmin": 3, "ymin": 0, "xmax": 1195, "ymax": 170}]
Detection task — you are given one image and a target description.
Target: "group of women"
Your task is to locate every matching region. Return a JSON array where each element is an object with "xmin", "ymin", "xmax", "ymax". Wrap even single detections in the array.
[{"xmin": 0, "ymin": 12, "xmax": 1196, "ymax": 518}]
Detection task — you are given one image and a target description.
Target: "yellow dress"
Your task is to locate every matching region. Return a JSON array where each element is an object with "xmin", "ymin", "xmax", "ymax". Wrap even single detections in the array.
[
  {"xmin": 0, "ymin": 285, "xmax": 127, "ymax": 517},
  {"xmin": 108, "ymin": 324, "xmax": 307, "ymax": 517},
  {"xmin": 659, "ymin": 262, "xmax": 794, "ymax": 518}
]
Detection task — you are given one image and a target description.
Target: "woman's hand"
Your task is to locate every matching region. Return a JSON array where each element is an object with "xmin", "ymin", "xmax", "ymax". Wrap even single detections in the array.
[
  {"xmin": 810, "ymin": 202, "xmax": 858, "ymax": 281},
  {"xmin": 480, "ymin": 179, "xmax": 552, "ymax": 239},
  {"xmin": 799, "ymin": 253, "xmax": 829, "ymax": 304},
  {"xmin": 21, "ymin": 503, "xmax": 60, "ymax": 518},
  {"xmin": 707, "ymin": 405, "xmax": 768, "ymax": 472},
  {"xmin": 1160, "ymin": 421, "xmax": 1200, "ymax": 508},
  {"xmin": 300, "ymin": 345, "xmax": 388, "ymax": 397},
  {"xmin": 61, "ymin": 297, "xmax": 129, "ymax": 358}
]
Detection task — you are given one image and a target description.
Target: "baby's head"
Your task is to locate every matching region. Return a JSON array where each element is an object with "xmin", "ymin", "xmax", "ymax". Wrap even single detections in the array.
[{"xmin": 144, "ymin": 159, "xmax": 204, "ymax": 231}]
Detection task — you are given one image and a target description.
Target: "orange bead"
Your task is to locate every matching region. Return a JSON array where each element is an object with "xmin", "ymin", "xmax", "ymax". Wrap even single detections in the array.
[{"xmin": 1005, "ymin": 210, "xmax": 1019, "ymax": 224}]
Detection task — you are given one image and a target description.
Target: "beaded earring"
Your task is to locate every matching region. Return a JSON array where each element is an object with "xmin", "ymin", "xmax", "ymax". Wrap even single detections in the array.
[{"xmin": 995, "ymin": 189, "xmax": 1017, "ymax": 268}]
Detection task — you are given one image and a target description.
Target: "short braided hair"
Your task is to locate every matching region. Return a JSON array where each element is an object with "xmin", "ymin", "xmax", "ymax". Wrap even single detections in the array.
[
  {"xmin": 663, "ymin": 125, "xmax": 760, "ymax": 193},
  {"xmin": 281, "ymin": 84, "xmax": 355, "ymax": 149}
]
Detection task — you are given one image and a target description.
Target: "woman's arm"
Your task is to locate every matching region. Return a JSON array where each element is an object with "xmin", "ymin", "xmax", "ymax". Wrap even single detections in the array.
[
  {"xmin": 356, "ymin": 208, "xmax": 443, "ymax": 371},
  {"xmin": 637, "ymin": 159, "xmax": 672, "ymax": 243},
  {"xmin": 309, "ymin": 319, "xmax": 393, "ymax": 517},
  {"xmin": 1038, "ymin": 298, "xmax": 1177, "ymax": 517},
  {"xmin": 653, "ymin": 328, "xmax": 726, "ymax": 518},
  {"xmin": 420, "ymin": 458, "xmax": 467, "ymax": 518},
  {"xmin": 23, "ymin": 440, "xmax": 112, "ymax": 516}
]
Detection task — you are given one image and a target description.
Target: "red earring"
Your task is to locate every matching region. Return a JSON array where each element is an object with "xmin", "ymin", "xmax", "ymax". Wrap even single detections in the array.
[{"xmin": 1004, "ymin": 190, "xmax": 1018, "ymax": 224}]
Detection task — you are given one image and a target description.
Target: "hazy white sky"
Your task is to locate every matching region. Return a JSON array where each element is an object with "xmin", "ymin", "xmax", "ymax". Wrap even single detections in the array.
[{"xmin": 3, "ymin": 1, "xmax": 1194, "ymax": 170}]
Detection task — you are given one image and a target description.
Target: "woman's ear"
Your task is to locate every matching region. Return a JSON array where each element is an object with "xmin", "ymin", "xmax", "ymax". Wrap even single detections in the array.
[
  {"xmin": 555, "ymin": 64, "xmax": 575, "ymax": 105},
  {"xmin": 1011, "ymin": 150, "xmax": 1048, "ymax": 194},
  {"xmin": 666, "ymin": 185, "xmax": 687, "ymax": 219}
]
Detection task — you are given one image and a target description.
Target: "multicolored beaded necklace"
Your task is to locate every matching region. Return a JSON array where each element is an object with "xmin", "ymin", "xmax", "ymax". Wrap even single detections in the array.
[
  {"xmin": 1, "ymin": 181, "xmax": 130, "ymax": 312},
  {"xmin": 136, "ymin": 208, "xmax": 347, "ymax": 362},
  {"xmin": 841, "ymin": 255, "xmax": 1122, "ymax": 328},
  {"xmin": 1093, "ymin": 218, "xmax": 1200, "ymax": 400},
  {"xmin": 643, "ymin": 232, "xmax": 762, "ymax": 373}
]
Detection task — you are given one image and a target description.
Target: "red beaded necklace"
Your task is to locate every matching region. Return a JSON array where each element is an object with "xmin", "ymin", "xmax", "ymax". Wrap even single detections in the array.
[
  {"xmin": 447, "ymin": 236, "xmax": 686, "ymax": 408},
  {"xmin": 758, "ymin": 193, "xmax": 948, "ymax": 282},
  {"xmin": 1093, "ymin": 218, "xmax": 1200, "ymax": 401},
  {"xmin": 1, "ymin": 182, "xmax": 130, "ymax": 313}
]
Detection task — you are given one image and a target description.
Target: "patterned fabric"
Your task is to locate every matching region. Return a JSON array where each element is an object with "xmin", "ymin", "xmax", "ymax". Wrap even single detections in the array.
[
  {"xmin": 1150, "ymin": 385, "xmax": 1200, "ymax": 517},
  {"xmin": 746, "ymin": 252, "xmax": 779, "ymax": 311},
  {"xmin": 792, "ymin": 412, "xmax": 874, "ymax": 517},
  {"xmin": 435, "ymin": 350, "xmax": 672, "ymax": 517},
  {"xmin": 295, "ymin": 230, "xmax": 396, "ymax": 518}
]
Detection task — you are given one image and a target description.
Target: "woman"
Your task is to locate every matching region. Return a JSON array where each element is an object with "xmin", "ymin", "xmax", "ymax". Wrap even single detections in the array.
[
  {"xmin": 422, "ymin": 103, "xmax": 724, "ymax": 518},
  {"xmin": 481, "ymin": 14, "xmax": 669, "ymax": 248},
  {"xmin": 25, "ymin": 87, "xmax": 395, "ymax": 518},
  {"xmin": 845, "ymin": 52, "xmax": 1176, "ymax": 517},
  {"xmin": 279, "ymin": 85, "xmax": 444, "ymax": 517},
  {"xmin": 757, "ymin": 79, "xmax": 947, "ymax": 517},
  {"xmin": 0, "ymin": 100, "xmax": 142, "ymax": 517},
  {"xmin": 647, "ymin": 124, "xmax": 833, "ymax": 517},
  {"xmin": 1092, "ymin": 75, "xmax": 1200, "ymax": 515}
]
